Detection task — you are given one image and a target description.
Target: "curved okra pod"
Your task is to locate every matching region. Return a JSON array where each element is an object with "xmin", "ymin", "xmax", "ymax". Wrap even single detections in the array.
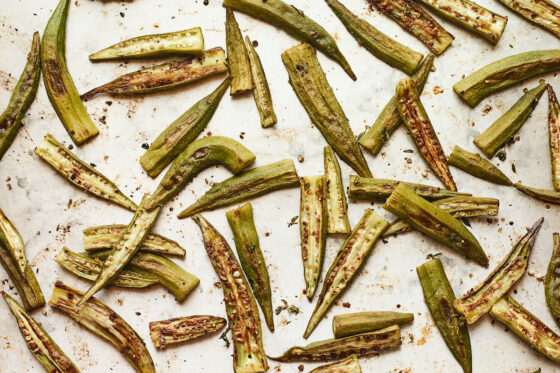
[
  {"xmin": 304, "ymin": 209, "xmax": 389, "ymax": 338},
  {"xmin": 149, "ymin": 315, "xmax": 227, "ymax": 349},
  {"xmin": 35, "ymin": 134, "xmax": 137, "ymax": 211},
  {"xmin": 333, "ymin": 311, "xmax": 414, "ymax": 339},
  {"xmin": 193, "ymin": 215, "xmax": 268, "ymax": 373},
  {"xmin": 177, "ymin": 159, "xmax": 299, "ymax": 218},
  {"xmin": 454, "ymin": 218, "xmax": 543, "ymax": 324},
  {"xmin": 49, "ymin": 281, "xmax": 156, "ymax": 373},
  {"xmin": 282, "ymin": 44, "xmax": 371, "ymax": 177},
  {"xmin": 498, "ymin": 0, "xmax": 560, "ymax": 38},
  {"xmin": 417, "ymin": 258, "xmax": 472, "ymax": 373},
  {"xmin": 324, "ymin": 146, "xmax": 350, "ymax": 234},
  {"xmin": 226, "ymin": 10, "xmax": 253, "ymax": 95},
  {"xmin": 448, "ymin": 146, "xmax": 512, "ymax": 185},
  {"xmin": 545, "ymin": 233, "xmax": 560, "ymax": 327},
  {"xmin": 0, "ymin": 208, "xmax": 27, "ymax": 276},
  {"xmin": 514, "ymin": 183, "xmax": 560, "ymax": 205},
  {"xmin": 309, "ymin": 355, "xmax": 362, "ymax": 373},
  {"xmin": 548, "ymin": 85, "xmax": 560, "ymax": 191}
]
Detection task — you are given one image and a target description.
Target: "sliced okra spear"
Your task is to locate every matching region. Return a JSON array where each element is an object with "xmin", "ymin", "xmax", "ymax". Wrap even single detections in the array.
[
  {"xmin": 324, "ymin": 146, "xmax": 350, "ymax": 234},
  {"xmin": 149, "ymin": 315, "xmax": 227, "ymax": 349},
  {"xmin": 498, "ymin": 0, "xmax": 560, "ymax": 38},
  {"xmin": 514, "ymin": 183, "xmax": 560, "ymax": 205},
  {"xmin": 0, "ymin": 208, "xmax": 27, "ymax": 276},
  {"xmin": 309, "ymin": 355, "xmax": 362, "ymax": 373},
  {"xmin": 548, "ymin": 84, "xmax": 560, "ymax": 191},
  {"xmin": 448, "ymin": 146, "xmax": 512, "ymax": 185},
  {"xmin": 332, "ymin": 311, "xmax": 414, "ymax": 339},
  {"xmin": 226, "ymin": 10, "xmax": 253, "ymax": 95},
  {"xmin": 545, "ymin": 233, "xmax": 560, "ymax": 327}
]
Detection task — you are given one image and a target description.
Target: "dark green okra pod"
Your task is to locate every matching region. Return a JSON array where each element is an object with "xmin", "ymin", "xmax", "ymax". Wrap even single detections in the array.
[
  {"xmin": 0, "ymin": 208, "xmax": 27, "ymax": 277},
  {"xmin": 332, "ymin": 311, "xmax": 414, "ymax": 338},
  {"xmin": 309, "ymin": 355, "xmax": 362, "ymax": 373},
  {"xmin": 514, "ymin": 183, "xmax": 560, "ymax": 205},
  {"xmin": 226, "ymin": 10, "xmax": 253, "ymax": 95},
  {"xmin": 448, "ymin": 145, "xmax": 512, "ymax": 185},
  {"xmin": 149, "ymin": 315, "xmax": 227, "ymax": 349},
  {"xmin": 498, "ymin": 0, "xmax": 560, "ymax": 38},
  {"xmin": 548, "ymin": 84, "xmax": 560, "ymax": 191},
  {"xmin": 545, "ymin": 233, "xmax": 560, "ymax": 327},
  {"xmin": 324, "ymin": 146, "xmax": 350, "ymax": 234}
]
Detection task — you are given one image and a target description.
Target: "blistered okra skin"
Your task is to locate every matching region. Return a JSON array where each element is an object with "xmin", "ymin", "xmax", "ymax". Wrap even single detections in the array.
[
  {"xmin": 0, "ymin": 208, "xmax": 27, "ymax": 277},
  {"xmin": 332, "ymin": 311, "xmax": 414, "ymax": 339},
  {"xmin": 448, "ymin": 145, "xmax": 512, "ymax": 185},
  {"xmin": 309, "ymin": 355, "xmax": 362, "ymax": 373},
  {"xmin": 324, "ymin": 146, "xmax": 350, "ymax": 234},
  {"xmin": 548, "ymin": 85, "xmax": 560, "ymax": 191},
  {"xmin": 545, "ymin": 233, "xmax": 560, "ymax": 327},
  {"xmin": 226, "ymin": 10, "xmax": 254, "ymax": 95},
  {"xmin": 514, "ymin": 182, "xmax": 560, "ymax": 205},
  {"xmin": 149, "ymin": 315, "xmax": 227, "ymax": 349},
  {"xmin": 498, "ymin": 0, "xmax": 560, "ymax": 38}
]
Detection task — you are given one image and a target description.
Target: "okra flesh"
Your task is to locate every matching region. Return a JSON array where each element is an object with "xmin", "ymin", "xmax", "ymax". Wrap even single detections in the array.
[
  {"xmin": 454, "ymin": 218, "xmax": 543, "ymax": 324},
  {"xmin": 548, "ymin": 85, "xmax": 560, "ymax": 191},
  {"xmin": 333, "ymin": 311, "xmax": 414, "ymax": 339},
  {"xmin": 282, "ymin": 43, "xmax": 372, "ymax": 177},
  {"xmin": 448, "ymin": 145, "xmax": 512, "ymax": 185},
  {"xmin": 149, "ymin": 315, "xmax": 227, "ymax": 349},
  {"xmin": 545, "ymin": 233, "xmax": 560, "ymax": 327},
  {"xmin": 324, "ymin": 146, "xmax": 350, "ymax": 234},
  {"xmin": 309, "ymin": 355, "xmax": 362, "ymax": 373},
  {"xmin": 226, "ymin": 10, "xmax": 254, "ymax": 95},
  {"xmin": 499, "ymin": 0, "xmax": 560, "ymax": 38},
  {"xmin": 514, "ymin": 182, "xmax": 560, "ymax": 205},
  {"xmin": 0, "ymin": 208, "xmax": 27, "ymax": 277}
]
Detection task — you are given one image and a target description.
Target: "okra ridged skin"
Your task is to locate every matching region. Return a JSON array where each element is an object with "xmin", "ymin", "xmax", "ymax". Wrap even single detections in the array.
[
  {"xmin": 0, "ymin": 207, "xmax": 28, "ymax": 277},
  {"xmin": 548, "ymin": 84, "xmax": 560, "ymax": 191},
  {"xmin": 448, "ymin": 145, "xmax": 512, "ymax": 185},
  {"xmin": 454, "ymin": 218, "xmax": 543, "ymax": 324},
  {"xmin": 149, "ymin": 315, "xmax": 227, "ymax": 349},
  {"xmin": 226, "ymin": 203, "xmax": 274, "ymax": 332},
  {"xmin": 514, "ymin": 182, "xmax": 560, "ymax": 205},
  {"xmin": 49, "ymin": 281, "xmax": 156, "ymax": 373},
  {"xmin": 324, "ymin": 146, "xmax": 350, "ymax": 234},
  {"xmin": 309, "ymin": 355, "xmax": 362, "ymax": 373},
  {"xmin": 498, "ymin": 0, "xmax": 560, "ymax": 38},
  {"xmin": 545, "ymin": 233, "xmax": 560, "ymax": 327},
  {"xmin": 282, "ymin": 43, "xmax": 372, "ymax": 177},
  {"xmin": 333, "ymin": 311, "xmax": 414, "ymax": 339},
  {"xmin": 226, "ymin": 10, "xmax": 254, "ymax": 95},
  {"xmin": 42, "ymin": 0, "xmax": 99, "ymax": 145},
  {"xmin": 177, "ymin": 159, "xmax": 300, "ymax": 218},
  {"xmin": 417, "ymin": 258, "xmax": 472, "ymax": 373}
]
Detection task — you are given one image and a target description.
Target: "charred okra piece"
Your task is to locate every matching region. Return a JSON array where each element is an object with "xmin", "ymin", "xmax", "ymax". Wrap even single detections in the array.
[
  {"xmin": 0, "ymin": 208, "xmax": 27, "ymax": 276},
  {"xmin": 226, "ymin": 203, "xmax": 274, "ymax": 332},
  {"xmin": 448, "ymin": 146, "xmax": 512, "ymax": 185},
  {"xmin": 49, "ymin": 281, "xmax": 156, "ymax": 373},
  {"xmin": 81, "ymin": 47, "xmax": 227, "ymax": 99},
  {"xmin": 396, "ymin": 77, "xmax": 456, "ymax": 191},
  {"xmin": 149, "ymin": 315, "xmax": 227, "ymax": 349},
  {"xmin": 548, "ymin": 85, "xmax": 560, "ymax": 191},
  {"xmin": 193, "ymin": 215, "xmax": 268, "ymax": 373},
  {"xmin": 178, "ymin": 159, "xmax": 299, "ymax": 218},
  {"xmin": 2, "ymin": 292, "xmax": 80, "ymax": 373},
  {"xmin": 417, "ymin": 258, "xmax": 472, "ymax": 373},
  {"xmin": 282, "ymin": 43, "xmax": 371, "ymax": 177},
  {"xmin": 333, "ymin": 311, "xmax": 413, "ymax": 339},
  {"xmin": 498, "ymin": 0, "xmax": 560, "ymax": 38},
  {"xmin": 383, "ymin": 184, "xmax": 488, "ymax": 266},
  {"xmin": 304, "ymin": 210, "xmax": 389, "ymax": 338},
  {"xmin": 42, "ymin": 0, "xmax": 99, "ymax": 144},
  {"xmin": 324, "ymin": 146, "xmax": 350, "ymax": 234},
  {"xmin": 454, "ymin": 218, "xmax": 543, "ymax": 324},
  {"xmin": 226, "ymin": 10, "xmax": 254, "ymax": 95},
  {"xmin": 514, "ymin": 183, "xmax": 560, "ymax": 205},
  {"xmin": 546, "ymin": 233, "xmax": 560, "ymax": 327},
  {"xmin": 309, "ymin": 355, "xmax": 362, "ymax": 373},
  {"xmin": 474, "ymin": 81, "xmax": 546, "ymax": 158},
  {"xmin": 89, "ymin": 27, "xmax": 204, "ymax": 61}
]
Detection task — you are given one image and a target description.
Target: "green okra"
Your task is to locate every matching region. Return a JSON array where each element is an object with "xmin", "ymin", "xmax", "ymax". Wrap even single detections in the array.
[
  {"xmin": 453, "ymin": 50, "xmax": 560, "ymax": 107},
  {"xmin": 41, "ymin": 0, "xmax": 99, "ymax": 145},
  {"xmin": 324, "ymin": 146, "xmax": 350, "ymax": 234},
  {"xmin": 324, "ymin": 0, "xmax": 422, "ymax": 75},
  {"xmin": 309, "ymin": 355, "xmax": 362, "ymax": 373},
  {"xmin": 193, "ymin": 215, "xmax": 268, "ymax": 373},
  {"xmin": 146, "ymin": 136, "xmax": 256, "ymax": 209},
  {"xmin": 149, "ymin": 315, "xmax": 227, "ymax": 349},
  {"xmin": 332, "ymin": 311, "xmax": 414, "ymax": 339},
  {"xmin": 226, "ymin": 10, "xmax": 254, "ymax": 95},
  {"xmin": 448, "ymin": 145, "xmax": 512, "ymax": 185},
  {"xmin": 396, "ymin": 77, "xmax": 457, "ymax": 191},
  {"xmin": 454, "ymin": 218, "xmax": 543, "ymax": 324},
  {"xmin": 89, "ymin": 27, "xmax": 204, "ymax": 61},
  {"xmin": 49, "ymin": 281, "xmax": 156, "ymax": 373},
  {"xmin": 81, "ymin": 47, "xmax": 228, "ymax": 99},
  {"xmin": 0, "ymin": 208, "xmax": 27, "ymax": 277},
  {"xmin": 417, "ymin": 258, "xmax": 472, "ymax": 373},
  {"xmin": 545, "ymin": 233, "xmax": 560, "ymax": 327},
  {"xmin": 304, "ymin": 209, "xmax": 389, "ymax": 338},
  {"xmin": 383, "ymin": 184, "xmax": 488, "ymax": 266},
  {"xmin": 358, "ymin": 54, "xmax": 435, "ymax": 155},
  {"xmin": 514, "ymin": 182, "xmax": 560, "ymax": 205},
  {"xmin": 35, "ymin": 134, "xmax": 137, "ymax": 211},
  {"xmin": 282, "ymin": 43, "xmax": 371, "ymax": 177},
  {"xmin": 498, "ymin": 0, "xmax": 560, "ymax": 38},
  {"xmin": 548, "ymin": 84, "xmax": 560, "ymax": 191},
  {"xmin": 222, "ymin": 0, "xmax": 355, "ymax": 80},
  {"xmin": 140, "ymin": 77, "xmax": 231, "ymax": 178},
  {"xmin": 2, "ymin": 292, "xmax": 80, "ymax": 373},
  {"xmin": 177, "ymin": 159, "xmax": 299, "ymax": 218},
  {"xmin": 226, "ymin": 203, "xmax": 274, "ymax": 332},
  {"xmin": 474, "ymin": 81, "xmax": 547, "ymax": 158},
  {"xmin": 0, "ymin": 32, "xmax": 41, "ymax": 161}
]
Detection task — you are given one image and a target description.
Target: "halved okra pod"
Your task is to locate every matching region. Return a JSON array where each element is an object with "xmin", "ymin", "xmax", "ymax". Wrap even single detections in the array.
[
  {"xmin": 304, "ymin": 209, "xmax": 389, "ymax": 338},
  {"xmin": 193, "ymin": 215, "xmax": 268, "ymax": 373},
  {"xmin": 226, "ymin": 203, "xmax": 274, "ymax": 332},
  {"xmin": 545, "ymin": 233, "xmax": 560, "ymax": 327},
  {"xmin": 498, "ymin": 0, "xmax": 560, "ymax": 38},
  {"xmin": 324, "ymin": 146, "xmax": 350, "ymax": 234},
  {"xmin": 282, "ymin": 43, "xmax": 372, "ymax": 177},
  {"xmin": 0, "ymin": 208, "xmax": 28, "ymax": 277},
  {"xmin": 448, "ymin": 146, "xmax": 512, "ymax": 185},
  {"xmin": 454, "ymin": 218, "xmax": 543, "ymax": 324},
  {"xmin": 49, "ymin": 281, "xmax": 156, "ymax": 373},
  {"xmin": 226, "ymin": 10, "xmax": 254, "ymax": 95},
  {"xmin": 149, "ymin": 315, "xmax": 227, "ymax": 349},
  {"xmin": 548, "ymin": 85, "xmax": 560, "ymax": 191},
  {"xmin": 417, "ymin": 258, "xmax": 472, "ymax": 373},
  {"xmin": 333, "ymin": 311, "xmax": 414, "ymax": 339},
  {"xmin": 514, "ymin": 183, "xmax": 560, "ymax": 205},
  {"xmin": 309, "ymin": 355, "xmax": 362, "ymax": 373},
  {"xmin": 42, "ymin": 0, "xmax": 99, "ymax": 145}
]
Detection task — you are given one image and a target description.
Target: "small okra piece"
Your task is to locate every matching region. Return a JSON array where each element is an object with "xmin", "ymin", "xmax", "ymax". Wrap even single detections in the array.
[
  {"xmin": 226, "ymin": 203, "xmax": 274, "ymax": 332},
  {"xmin": 448, "ymin": 145, "xmax": 512, "ymax": 185},
  {"xmin": 514, "ymin": 182, "xmax": 560, "ymax": 205},
  {"xmin": 454, "ymin": 218, "xmax": 543, "ymax": 324},
  {"xmin": 545, "ymin": 233, "xmax": 560, "ymax": 327},
  {"xmin": 81, "ymin": 47, "xmax": 228, "ymax": 99},
  {"xmin": 2, "ymin": 292, "xmax": 80, "ymax": 373},
  {"xmin": 0, "ymin": 208, "xmax": 27, "ymax": 276},
  {"xmin": 41, "ymin": 0, "xmax": 99, "ymax": 145},
  {"xmin": 396, "ymin": 77, "xmax": 457, "ymax": 191},
  {"xmin": 282, "ymin": 43, "xmax": 372, "ymax": 177},
  {"xmin": 474, "ymin": 81, "xmax": 547, "ymax": 158},
  {"xmin": 35, "ymin": 134, "xmax": 137, "ymax": 211},
  {"xmin": 333, "ymin": 311, "xmax": 414, "ymax": 339},
  {"xmin": 498, "ymin": 0, "xmax": 560, "ymax": 38},
  {"xmin": 177, "ymin": 159, "xmax": 299, "ymax": 218},
  {"xmin": 417, "ymin": 258, "xmax": 472, "ymax": 373},
  {"xmin": 309, "ymin": 355, "xmax": 362, "ymax": 373},
  {"xmin": 324, "ymin": 146, "xmax": 350, "ymax": 234},
  {"xmin": 193, "ymin": 215, "xmax": 268, "ymax": 373},
  {"xmin": 226, "ymin": 10, "xmax": 254, "ymax": 95},
  {"xmin": 304, "ymin": 209, "xmax": 389, "ymax": 338},
  {"xmin": 149, "ymin": 315, "xmax": 227, "ymax": 349},
  {"xmin": 383, "ymin": 184, "xmax": 488, "ymax": 266},
  {"xmin": 89, "ymin": 27, "xmax": 204, "ymax": 61},
  {"xmin": 548, "ymin": 84, "xmax": 560, "ymax": 191},
  {"xmin": 49, "ymin": 281, "xmax": 156, "ymax": 373}
]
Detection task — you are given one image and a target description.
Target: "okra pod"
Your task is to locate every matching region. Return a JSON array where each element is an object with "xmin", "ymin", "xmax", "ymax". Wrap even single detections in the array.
[
  {"xmin": 448, "ymin": 145, "xmax": 512, "ymax": 185},
  {"xmin": 81, "ymin": 47, "xmax": 227, "ymax": 99},
  {"xmin": 222, "ymin": 0, "xmax": 355, "ymax": 80},
  {"xmin": 324, "ymin": 146, "xmax": 350, "ymax": 234},
  {"xmin": 193, "ymin": 215, "xmax": 268, "ymax": 373},
  {"xmin": 396, "ymin": 77, "xmax": 456, "ymax": 191},
  {"xmin": 304, "ymin": 209, "xmax": 389, "ymax": 338},
  {"xmin": 0, "ymin": 208, "xmax": 27, "ymax": 277},
  {"xmin": 177, "ymin": 159, "xmax": 299, "ymax": 218},
  {"xmin": 333, "ymin": 311, "xmax": 414, "ymax": 339},
  {"xmin": 2, "ymin": 292, "xmax": 80, "ymax": 373},
  {"xmin": 282, "ymin": 43, "xmax": 372, "ymax": 177},
  {"xmin": 89, "ymin": 27, "xmax": 204, "ymax": 61},
  {"xmin": 309, "ymin": 355, "xmax": 362, "ymax": 373},
  {"xmin": 514, "ymin": 182, "xmax": 560, "ymax": 205},
  {"xmin": 226, "ymin": 203, "xmax": 274, "ymax": 332},
  {"xmin": 454, "ymin": 218, "xmax": 543, "ymax": 324},
  {"xmin": 146, "ymin": 136, "xmax": 256, "ymax": 209},
  {"xmin": 474, "ymin": 81, "xmax": 546, "ymax": 158},
  {"xmin": 498, "ymin": 0, "xmax": 560, "ymax": 38},
  {"xmin": 149, "ymin": 315, "xmax": 227, "ymax": 349},
  {"xmin": 49, "ymin": 281, "xmax": 156, "ymax": 373},
  {"xmin": 417, "ymin": 258, "xmax": 472, "ymax": 373},
  {"xmin": 383, "ymin": 184, "xmax": 488, "ymax": 266},
  {"xmin": 548, "ymin": 84, "xmax": 560, "ymax": 191},
  {"xmin": 545, "ymin": 233, "xmax": 560, "ymax": 327},
  {"xmin": 41, "ymin": 0, "xmax": 99, "ymax": 145},
  {"xmin": 226, "ymin": 10, "xmax": 253, "ymax": 95}
]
